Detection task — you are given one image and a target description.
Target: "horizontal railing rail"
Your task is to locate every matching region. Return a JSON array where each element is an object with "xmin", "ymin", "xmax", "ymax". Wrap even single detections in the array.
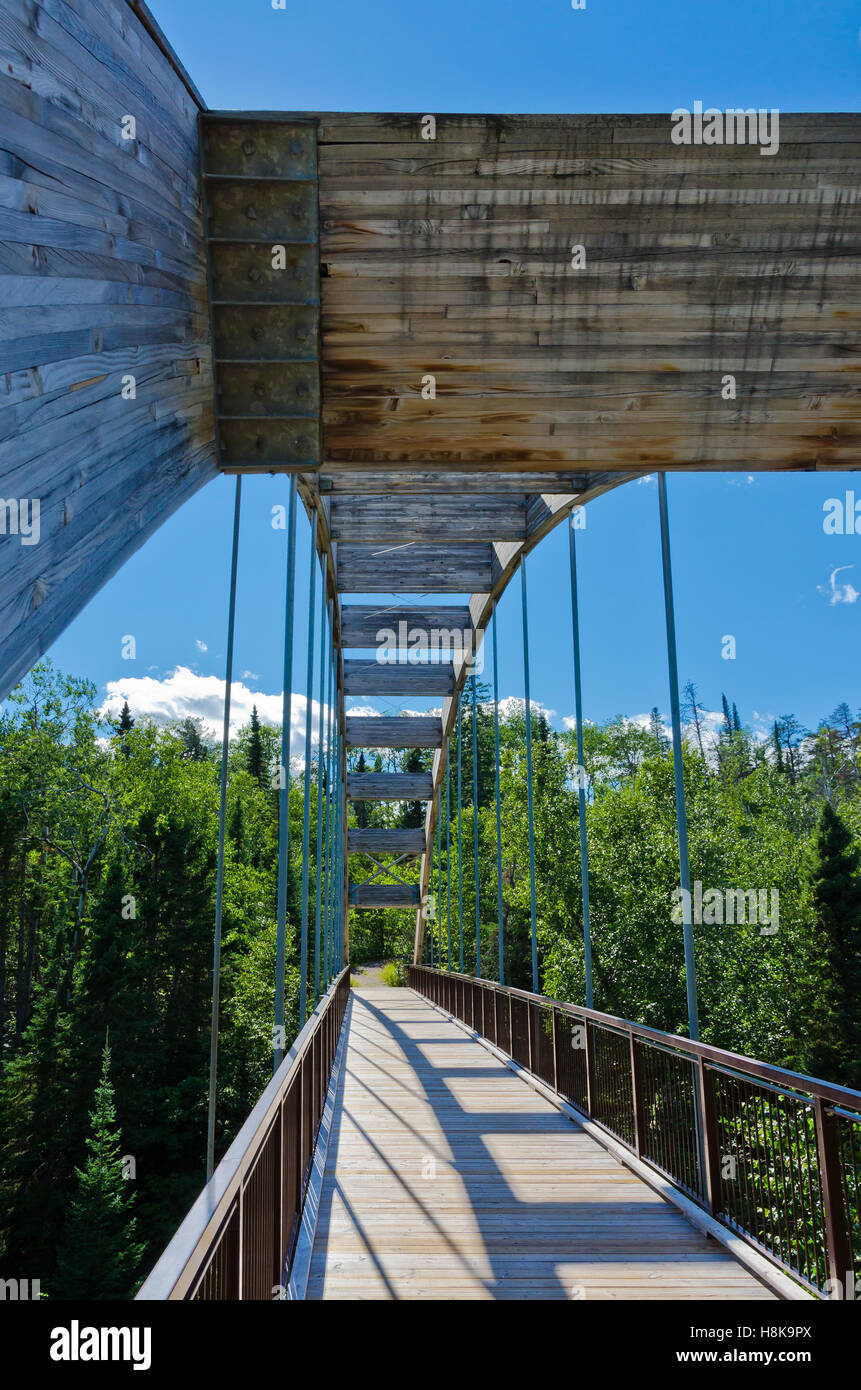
[
  {"xmin": 137, "ymin": 968, "xmax": 350, "ymax": 1301},
  {"xmin": 410, "ymin": 965, "xmax": 861, "ymax": 1299}
]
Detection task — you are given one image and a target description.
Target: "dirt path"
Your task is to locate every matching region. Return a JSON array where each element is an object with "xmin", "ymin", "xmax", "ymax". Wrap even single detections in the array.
[{"xmin": 350, "ymin": 961, "xmax": 401, "ymax": 988}]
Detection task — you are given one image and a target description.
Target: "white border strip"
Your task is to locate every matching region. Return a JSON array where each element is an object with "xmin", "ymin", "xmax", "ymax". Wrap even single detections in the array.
[
  {"xmin": 287, "ymin": 994, "xmax": 353, "ymax": 1300},
  {"xmin": 414, "ymin": 989, "xmax": 813, "ymax": 1303}
]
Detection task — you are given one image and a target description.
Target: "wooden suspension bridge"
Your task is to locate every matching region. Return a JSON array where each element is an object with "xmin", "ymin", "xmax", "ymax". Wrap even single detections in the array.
[{"xmin": 1, "ymin": 0, "xmax": 860, "ymax": 1302}]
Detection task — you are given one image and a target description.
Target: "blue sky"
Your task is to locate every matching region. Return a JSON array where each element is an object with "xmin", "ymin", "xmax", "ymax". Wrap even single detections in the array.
[{"xmin": 38, "ymin": 0, "xmax": 861, "ymax": 742}]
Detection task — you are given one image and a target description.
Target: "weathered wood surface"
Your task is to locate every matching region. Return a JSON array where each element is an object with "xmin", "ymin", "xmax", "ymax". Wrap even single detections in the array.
[
  {"xmin": 336, "ymin": 543, "xmax": 493, "ymax": 593},
  {"xmin": 316, "ymin": 113, "xmax": 861, "ymax": 477},
  {"xmin": 348, "ymin": 884, "xmax": 420, "ymax": 909},
  {"xmin": 343, "ymin": 657, "xmax": 454, "ymax": 696},
  {"xmin": 330, "ymin": 495, "xmax": 527, "ymax": 542},
  {"xmin": 345, "ymin": 715, "xmax": 443, "ymax": 748},
  {"xmin": 347, "ymin": 827, "xmax": 425, "ymax": 854},
  {"xmin": 0, "ymin": 0, "xmax": 215, "ymax": 698},
  {"xmin": 347, "ymin": 772, "xmax": 433, "ymax": 801},
  {"xmin": 308, "ymin": 991, "xmax": 777, "ymax": 1300},
  {"xmin": 341, "ymin": 604, "xmax": 473, "ymax": 648}
]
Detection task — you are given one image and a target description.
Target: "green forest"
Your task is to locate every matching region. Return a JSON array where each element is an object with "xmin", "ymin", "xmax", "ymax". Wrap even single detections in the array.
[{"xmin": 1, "ymin": 660, "xmax": 860, "ymax": 1298}]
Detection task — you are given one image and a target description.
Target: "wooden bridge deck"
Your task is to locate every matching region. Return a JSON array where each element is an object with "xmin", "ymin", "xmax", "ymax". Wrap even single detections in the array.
[{"xmin": 307, "ymin": 989, "xmax": 777, "ymax": 1301}]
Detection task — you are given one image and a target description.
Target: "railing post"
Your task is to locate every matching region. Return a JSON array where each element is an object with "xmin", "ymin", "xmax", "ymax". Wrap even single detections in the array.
[
  {"xmin": 814, "ymin": 1097, "xmax": 852, "ymax": 1293},
  {"xmin": 695, "ymin": 1059, "xmax": 723, "ymax": 1215},
  {"xmin": 629, "ymin": 1030, "xmax": 645, "ymax": 1159},
  {"xmin": 551, "ymin": 1006, "xmax": 559, "ymax": 1094},
  {"xmin": 584, "ymin": 1019, "xmax": 596, "ymax": 1119}
]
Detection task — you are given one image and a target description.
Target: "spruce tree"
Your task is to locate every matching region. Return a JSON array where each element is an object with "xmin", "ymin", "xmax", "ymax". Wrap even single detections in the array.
[
  {"xmin": 54, "ymin": 1038, "xmax": 143, "ymax": 1299},
  {"xmin": 805, "ymin": 802, "xmax": 861, "ymax": 1088},
  {"xmin": 178, "ymin": 716, "xmax": 207, "ymax": 761},
  {"xmin": 353, "ymin": 751, "xmax": 370, "ymax": 830},
  {"xmin": 398, "ymin": 748, "xmax": 426, "ymax": 829},
  {"xmin": 247, "ymin": 705, "xmax": 265, "ymax": 788},
  {"xmin": 115, "ymin": 701, "xmax": 134, "ymax": 758}
]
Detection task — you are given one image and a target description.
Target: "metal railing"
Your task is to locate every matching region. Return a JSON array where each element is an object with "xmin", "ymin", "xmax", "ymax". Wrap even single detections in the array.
[
  {"xmin": 410, "ymin": 965, "xmax": 861, "ymax": 1299},
  {"xmin": 137, "ymin": 969, "xmax": 350, "ymax": 1300}
]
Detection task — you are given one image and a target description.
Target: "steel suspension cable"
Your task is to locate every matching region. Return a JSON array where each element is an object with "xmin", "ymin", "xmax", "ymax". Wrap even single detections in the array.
[
  {"xmin": 568, "ymin": 510, "xmax": 594, "ymax": 1010},
  {"xmin": 274, "ymin": 477, "xmax": 297, "ymax": 1072},
  {"xmin": 436, "ymin": 783, "xmax": 442, "ymax": 968},
  {"xmin": 206, "ymin": 475, "xmax": 242, "ymax": 1181},
  {"xmin": 446, "ymin": 737, "xmax": 452, "ymax": 972},
  {"xmin": 299, "ymin": 511, "xmax": 318, "ymax": 1025},
  {"xmin": 492, "ymin": 601, "xmax": 504, "ymax": 985},
  {"xmin": 471, "ymin": 671, "xmax": 481, "ymax": 977},
  {"xmin": 313, "ymin": 582, "xmax": 328, "ymax": 1006},
  {"xmin": 324, "ymin": 625, "xmax": 334, "ymax": 989},
  {"xmin": 457, "ymin": 701, "xmax": 464, "ymax": 972},
  {"xmin": 658, "ymin": 472, "xmax": 700, "ymax": 1041},
  {"xmin": 521, "ymin": 559, "xmax": 539, "ymax": 995}
]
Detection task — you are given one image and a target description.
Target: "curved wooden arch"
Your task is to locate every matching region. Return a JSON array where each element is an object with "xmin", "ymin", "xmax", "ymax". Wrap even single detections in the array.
[{"xmin": 2, "ymin": 0, "xmax": 859, "ymax": 972}]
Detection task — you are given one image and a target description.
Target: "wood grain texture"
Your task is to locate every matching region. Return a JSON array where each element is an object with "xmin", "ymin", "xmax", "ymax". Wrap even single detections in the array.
[
  {"xmin": 347, "ymin": 827, "xmax": 425, "ymax": 854},
  {"xmin": 308, "ymin": 991, "xmax": 777, "ymax": 1300},
  {"xmin": 336, "ymin": 543, "xmax": 493, "ymax": 593},
  {"xmin": 347, "ymin": 772, "xmax": 433, "ymax": 801},
  {"xmin": 348, "ymin": 885, "xmax": 421, "ymax": 909},
  {"xmin": 345, "ymin": 715, "xmax": 443, "ymax": 748},
  {"xmin": 341, "ymin": 604, "xmax": 473, "ymax": 648},
  {"xmin": 343, "ymin": 657, "xmax": 454, "ymax": 696},
  {"xmin": 317, "ymin": 113, "xmax": 861, "ymax": 479},
  {"xmin": 0, "ymin": 0, "xmax": 215, "ymax": 699}
]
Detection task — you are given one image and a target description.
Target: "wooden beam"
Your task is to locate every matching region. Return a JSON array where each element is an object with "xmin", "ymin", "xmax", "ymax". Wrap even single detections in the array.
[
  {"xmin": 330, "ymin": 495, "xmax": 526, "ymax": 542},
  {"xmin": 347, "ymin": 773, "xmax": 433, "ymax": 801},
  {"xmin": 348, "ymin": 828, "xmax": 425, "ymax": 854},
  {"xmin": 320, "ymin": 470, "xmax": 589, "ymax": 494},
  {"xmin": 340, "ymin": 604, "xmax": 473, "ymax": 647},
  {"xmin": 336, "ymin": 543, "xmax": 492, "ymax": 593},
  {"xmin": 349, "ymin": 883, "xmax": 420, "ymax": 909},
  {"xmin": 345, "ymin": 716, "xmax": 443, "ymax": 748},
  {"xmin": 343, "ymin": 659, "xmax": 454, "ymax": 696}
]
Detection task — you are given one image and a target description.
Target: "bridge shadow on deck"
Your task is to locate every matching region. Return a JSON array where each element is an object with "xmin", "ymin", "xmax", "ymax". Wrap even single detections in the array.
[{"xmin": 307, "ymin": 990, "xmax": 775, "ymax": 1301}]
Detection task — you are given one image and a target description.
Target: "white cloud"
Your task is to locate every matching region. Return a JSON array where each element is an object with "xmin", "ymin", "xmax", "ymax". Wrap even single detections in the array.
[
  {"xmin": 496, "ymin": 695, "xmax": 557, "ymax": 721},
  {"xmin": 195, "ymin": 639, "xmax": 208, "ymax": 652},
  {"xmin": 241, "ymin": 670, "xmax": 259, "ymax": 681},
  {"xmin": 99, "ymin": 666, "xmax": 330, "ymax": 757},
  {"xmin": 819, "ymin": 566, "xmax": 859, "ymax": 606}
]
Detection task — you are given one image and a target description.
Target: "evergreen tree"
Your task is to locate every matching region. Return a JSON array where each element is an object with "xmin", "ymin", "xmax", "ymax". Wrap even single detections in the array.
[
  {"xmin": 178, "ymin": 716, "xmax": 208, "ymax": 762},
  {"xmin": 772, "ymin": 720, "xmax": 784, "ymax": 773},
  {"xmin": 648, "ymin": 707, "xmax": 668, "ymax": 756},
  {"xmin": 398, "ymin": 748, "xmax": 426, "ymax": 830},
  {"xmin": 805, "ymin": 802, "xmax": 861, "ymax": 1088},
  {"xmin": 54, "ymin": 1038, "xmax": 143, "ymax": 1299},
  {"xmin": 247, "ymin": 706, "xmax": 265, "ymax": 788},
  {"xmin": 353, "ymin": 751, "xmax": 370, "ymax": 830},
  {"xmin": 115, "ymin": 702, "xmax": 134, "ymax": 737},
  {"xmin": 115, "ymin": 702, "xmax": 134, "ymax": 758}
]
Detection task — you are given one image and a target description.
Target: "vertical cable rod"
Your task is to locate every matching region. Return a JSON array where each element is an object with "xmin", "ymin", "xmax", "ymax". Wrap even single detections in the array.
[
  {"xmin": 471, "ymin": 671, "xmax": 481, "ymax": 978},
  {"xmin": 658, "ymin": 473, "xmax": 700, "ymax": 1041},
  {"xmin": 568, "ymin": 510, "xmax": 594, "ymax": 1010},
  {"xmin": 299, "ymin": 511, "xmax": 318, "ymax": 1025},
  {"xmin": 492, "ymin": 602, "xmax": 505, "ymax": 986},
  {"xmin": 206, "ymin": 476, "xmax": 242, "ymax": 1181},
  {"xmin": 521, "ymin": 559, "xmax": 539, "ymax": 995},
  {"xmin": 446, "ymin": 736, "xmax": 452, "ymax": 973},
  {"xmin": 274, "ymin": 477, "xmax": 297, "ymax": 1072},
  {"xmin": 313, "ymin": 584, "xmax": 328, "ymax": 1006},
  {"xmin": 457, "ymin": 702, "xmax": 464, "ymax": 972}
]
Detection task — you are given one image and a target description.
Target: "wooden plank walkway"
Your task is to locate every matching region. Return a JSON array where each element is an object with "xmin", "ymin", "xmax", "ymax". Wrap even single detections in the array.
[{"xmin": 307, "ymin": 989, "xmax": 777, "ymax": 1301}]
